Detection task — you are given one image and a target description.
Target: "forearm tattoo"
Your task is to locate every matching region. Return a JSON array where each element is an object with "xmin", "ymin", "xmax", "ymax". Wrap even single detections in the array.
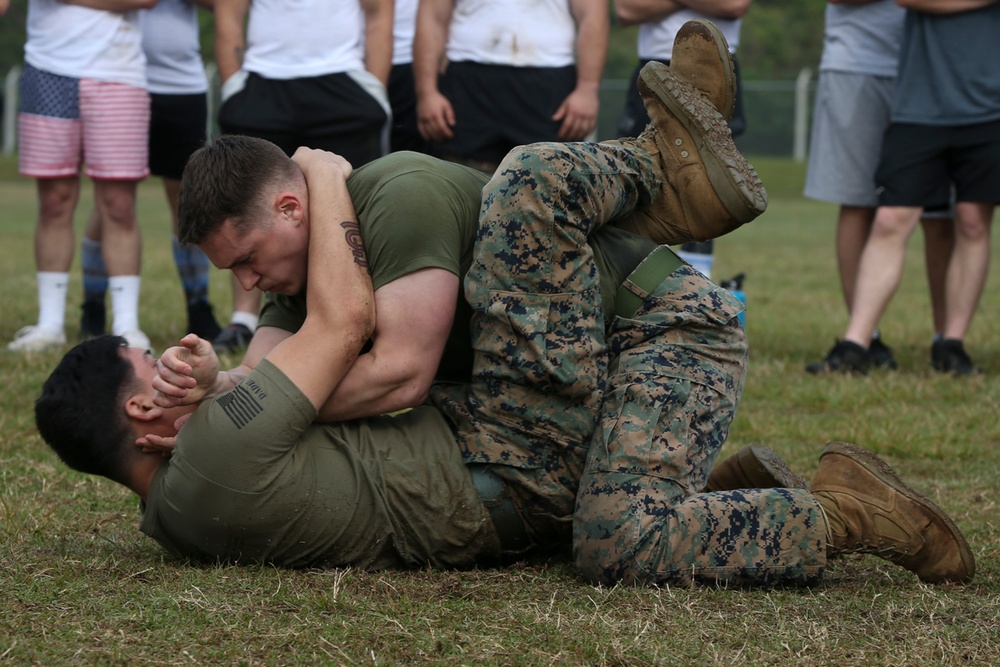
[{"xmin": 340, "ymin": 221, "xmax": 369, "ymax": 269}]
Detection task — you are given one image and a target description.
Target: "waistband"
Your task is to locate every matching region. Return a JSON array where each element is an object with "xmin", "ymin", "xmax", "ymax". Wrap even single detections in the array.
[
  {"xmin": 467, "ymin": 463, "xmax": 532, "ymax": 553},
  {"xmin": 613, "ymin": 245, "xmax": 684, "ymax": 320}
]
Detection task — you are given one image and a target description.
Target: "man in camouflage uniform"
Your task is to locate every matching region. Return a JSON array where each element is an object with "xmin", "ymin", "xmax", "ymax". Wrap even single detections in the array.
[{"xmin": 567, "ymin": 27, "xmax": 973, "ymax": 587}]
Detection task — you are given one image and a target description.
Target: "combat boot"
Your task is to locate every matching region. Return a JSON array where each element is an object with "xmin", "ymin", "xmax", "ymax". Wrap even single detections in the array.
[
  {"xmin": 671, "ymin": 19, "xmax": 735, "ymax": 120},
  {"xmin": 705, "ymin": 444, "xmax": 808, "ymax": 492},
  {"xmin": 811, "ymin": 441, "xmax": 975, "ymax": 584},
  {"xmin": 609, "ymin": 62, "xmax": 767, "ymax": 245}
]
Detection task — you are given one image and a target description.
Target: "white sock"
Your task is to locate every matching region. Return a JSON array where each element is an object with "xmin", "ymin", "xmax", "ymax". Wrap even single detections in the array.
[
  {"xmin": 230, "ymin": 311, "xmax": 258, "ymax": 332},
  {"xmin": 109, "ymin": 275, "xmax": 141, "ymax": 335},
  {"xmin": 37, "ymin": 271, "xmax": 70, "ymax": 332}
]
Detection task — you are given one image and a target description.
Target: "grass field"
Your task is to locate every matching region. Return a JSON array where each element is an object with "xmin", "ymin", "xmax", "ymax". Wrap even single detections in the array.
[{"xmin": 1, "ymin": 156, "xmax": 998, "ymax": 665}]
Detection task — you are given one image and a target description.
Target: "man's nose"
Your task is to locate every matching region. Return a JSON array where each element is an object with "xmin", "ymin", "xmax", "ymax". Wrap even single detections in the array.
[{"xmin": 233, "ymin": 266, "xmax": 259, "ymax": 291}]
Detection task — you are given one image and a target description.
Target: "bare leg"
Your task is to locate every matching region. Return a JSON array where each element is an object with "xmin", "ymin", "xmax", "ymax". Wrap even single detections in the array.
[
  {"xmin": 35, "ymin": 177, "xmax": 81, "ymax": 272},
  {"xmin": 942, "ymin": 202, "xmax": 992, "ymax": 341},
  {"xmin": 919, "ymin": 216, "xmax": 955, "ymax": 337},
  {"xmin": 835, "ymin": 205, "xmax": 876, "ymax": 314},
  {"xmin": 93, "ymin": 179, "xmax": 141, "ymax": 276},
  {"xmin": 843, "ymin": 206, "xmax": 923, "ymax": 347}
]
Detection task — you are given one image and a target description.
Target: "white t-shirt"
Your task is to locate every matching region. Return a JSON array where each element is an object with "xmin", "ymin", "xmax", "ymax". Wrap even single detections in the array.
[
  {"xmin": 244, "ymin": 0, "xmax": 366, "ymax": 79},
  {"xmin": 141, "ymin": 0, "xmax": 207, "ymax": 95},
  {"xmin": 819, "ymin": 0, "xmax": 904, "ymax": 77},
  {"xmin": 638, "ymin": 9, "xmax": 741, "ymax": 61},
  {"xmin": 393, "ymin": 0, "xmax": 418, "ymax": 65},
  {"xmin": 24, "ymin": 0, "xmax": 146, "ymax": 88},
  {"xmin": 446, "ymin": 0, "xmax": 577, "ymax": 68}
]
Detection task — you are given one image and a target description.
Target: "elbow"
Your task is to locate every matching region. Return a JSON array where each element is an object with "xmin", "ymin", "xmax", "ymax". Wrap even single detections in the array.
[
  {"xmin": 340, "ymin": 300, "xmax": 377, "ymax": 352},
  {"xmin": 715, "ymin": 0, "xmax": 751, "ymax": 19},
  {"xmin": 612, "ymin": 0, "xmax": 642, "ymax": 26},
  {"xmin": 613, "ymin": 5, "xmax": 643, "ymax": 27},
  {"xmin": 393, "ymin": 379, "xmax": 432, "ymax": 412}
]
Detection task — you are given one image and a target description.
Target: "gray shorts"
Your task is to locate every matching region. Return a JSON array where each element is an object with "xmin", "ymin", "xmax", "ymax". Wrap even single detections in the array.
[{"xmin": 804, "ymin": 71, "xmax": 894, "ymax": 207}]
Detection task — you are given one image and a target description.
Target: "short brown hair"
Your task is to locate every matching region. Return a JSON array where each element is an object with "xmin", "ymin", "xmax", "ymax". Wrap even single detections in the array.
[{"xmin": 178, "ymin": 135, "xmax": 301, "ymax": 245}]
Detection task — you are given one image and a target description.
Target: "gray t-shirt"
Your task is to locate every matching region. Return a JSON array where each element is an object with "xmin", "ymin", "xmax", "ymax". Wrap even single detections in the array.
[
  {"xmin": 891, "ymin": 4, "xmax": 1000, "ymax": 126},
  {"xmin": 819, "ymin": 0, "xmax": 904, "ymax": 77},
  {"xmin": 140, "ymin": 359, "xmax": 501, "ymax": 569}
]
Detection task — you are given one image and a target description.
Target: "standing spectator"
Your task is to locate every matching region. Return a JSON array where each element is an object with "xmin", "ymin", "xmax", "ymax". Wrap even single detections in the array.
[
  {"xmin": 388, "ymin": 0, "xmax": 427, "ymax": 153},
  {"xmin": 414, "ymin": 0, "xmax": 608, "ymax": 174},
  {"xmin": 80, "ymin": 0, "xmax": 224, "ymax": 344},
  {"xmin": 8, "ymin": 0, "xmax": 153, "ymax": 353},
  {"xmin": 614, "ymin": 0, "xmax": 751, "ymax": 280},
  {"xmin": 813, "ymin": 0, "xmax": 1000, "ymax": 375},
  {"xmin": 211, "ymin": 0, "xmax": 393, "ymax": 353},
  {"xmin": 804, "ymin": 0, "xmax": 953, "ymax": 374}
]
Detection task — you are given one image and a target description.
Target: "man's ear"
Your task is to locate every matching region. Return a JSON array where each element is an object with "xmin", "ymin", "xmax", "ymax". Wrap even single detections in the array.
[
  {"xmin": 275, "ymin": 192, "xmax": 304, "ymax": 225},
  {"xmin": 125, "ymin": 393, "xmax": 164, "ymax": 423}
]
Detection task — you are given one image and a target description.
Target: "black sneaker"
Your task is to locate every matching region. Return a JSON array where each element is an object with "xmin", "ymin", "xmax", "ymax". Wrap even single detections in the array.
[
  {"xmin": 187, "ymin": 300, "xmax": 223, "ymax": 341},
  {"xmin": 869, "ymin": 337, "xmax": 898, "ymax": 370},
  {"xmin": 806, "ymin": 340, "xmax": 870, "ymax": 375},
  {"xmin": 79, "ymin": 299, "xmax": 106, "ymax": 340},
  {"xmin": 931, "ymin": 339, "xmax": 982, "ymax": 376},
  {"xmin": 212, "ymin": 323, "xmax": 253, "ymax": 354}
]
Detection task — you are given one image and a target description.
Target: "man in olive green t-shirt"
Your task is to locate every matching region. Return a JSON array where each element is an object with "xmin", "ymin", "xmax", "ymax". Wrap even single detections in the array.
[{"xmin": 36, "ymin": 148, "xmax": 504, "ymax": 569}]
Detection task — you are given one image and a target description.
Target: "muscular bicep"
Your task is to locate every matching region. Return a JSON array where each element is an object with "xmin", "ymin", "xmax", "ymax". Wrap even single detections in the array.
[{"xmin": 317, "ymin": 268, "xmax": 460, "ymax": 421}]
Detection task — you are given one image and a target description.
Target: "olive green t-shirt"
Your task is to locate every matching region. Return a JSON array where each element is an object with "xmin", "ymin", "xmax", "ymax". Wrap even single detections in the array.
[
  {"xmin": 259, "ymin": 151, "xmax": 488, "ymax": 384},
  {"xmin": 139, "ymin": 360, "xmax": 501, "ymax": 569},
  {"xmin": 258, "ymin": 152, "xmax": 660, "ymax": 385}
]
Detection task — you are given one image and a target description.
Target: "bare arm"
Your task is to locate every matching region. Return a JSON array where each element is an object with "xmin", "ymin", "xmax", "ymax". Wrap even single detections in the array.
[
  {"xmin": 214, "ymin": 0, "xmax": 249, "ymax": 83},
  {"xmin": 61, "ymin": 0, "xmax": 157, "ymax": 10},
  {"xmin": 158, "ymin": 271, "xmax": 455, "ymax": 419},
  {"xmin": 553, "ymin": 0, "xmax": 608, "ymax": 140},
  {"xmin": 614, "ymin": 0, "xmax": 749, "ymax": 26},
  {"xmin": 896, "ymin": 0, "xmax": 998, "ymax": 13},
  {"xmin": 614, "ymin": 0, "xmax": 682, "ymax": 26},
  {"xmin": 414, "ymin": 0, "xmax": 456, "ymax": 141},
  {"xmin": 829, "ymin": 0, "xmax": 888, "ymax": 6},
  {"xmin": 265, "ymin": 150, "xmax": 375, "ymax": 409},
  {"xmin": 317, "ymin": 268, "xmax": 459, "ymax": 421},
  {"xmin": 678, "ymin": 0, "xmax": 750, "ymax": 18},
  {"xmin": 361, "ymin": 0, "xmax": 393, "ymax": 86}
]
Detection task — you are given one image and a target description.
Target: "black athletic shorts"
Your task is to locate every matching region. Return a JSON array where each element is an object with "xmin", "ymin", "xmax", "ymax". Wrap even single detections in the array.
[
  {"xmin": 433, "ymin": 61, "xmax": 577, "ymax": 166},
  {"xmin": 149, "ymin": 92, "xmax": 207, "ymax": 180},
  {"xmin": 388, "ymin": 63, "xmax": 427, "ymax": 154},
  {"xmin": 876, "ymin": 119, "xmax": 1000, "ymax": 207},
  {"xmin": 218, "ymin": 71, "xmax": 389, "ymax": 166}
]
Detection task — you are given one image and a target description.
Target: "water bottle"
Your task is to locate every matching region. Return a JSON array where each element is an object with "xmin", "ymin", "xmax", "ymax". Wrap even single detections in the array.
[
  {"xmin": 720, "ymin": 273, "xmax": 746, "ymax": 326},
  {"xmin": 677, "ymin": 240, "xmax": 714, "ymax": 279}
]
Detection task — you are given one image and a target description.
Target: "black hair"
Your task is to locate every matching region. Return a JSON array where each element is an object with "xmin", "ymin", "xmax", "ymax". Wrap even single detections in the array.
[{"xmin": 35, "ymin": 335, "xmax": 138, "ymax": 485}]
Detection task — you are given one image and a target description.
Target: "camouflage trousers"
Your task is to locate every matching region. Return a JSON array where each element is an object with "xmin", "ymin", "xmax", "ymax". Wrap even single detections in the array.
[
  {"xmin": 431, "ymin": 141, "xmax": 660, "ymax": 551},
  {"xmin": 573, "ymin": 265, "xmax": 828, "ymax": 587}
]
